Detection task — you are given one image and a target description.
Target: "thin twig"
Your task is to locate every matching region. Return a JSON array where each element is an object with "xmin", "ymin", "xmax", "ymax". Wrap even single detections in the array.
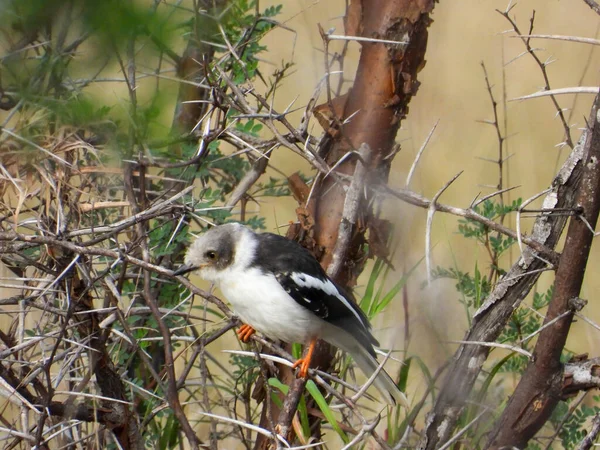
[{"xmin": 406, "ymin": 120, "xmax": 439, "ymax": 187}]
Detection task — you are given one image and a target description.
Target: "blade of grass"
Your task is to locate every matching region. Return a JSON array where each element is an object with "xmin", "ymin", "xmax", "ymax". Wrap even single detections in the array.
[
  {"xmin": 360, "ymin": 257, "xmax": 384, "ymax": 313},
  {"xmin": 397, "ymin": 356, "xmax": 412, "ymax": 393},
  {"xmin": 371, "ymin": 257, "xmax": 423, "ymax": 316},
  {"xmin": 306, "ymin": 380, "xmax": 349, "ymax": 443},
  {"xmin": 268, "ymin": 377, "xmax": 288, "ymax": 410},
  {"xmin": 409, "ymin": 356, "xmax": 435, "ymax": 404},
  {"xmin": 268, "ymin": 378, "xmax": 310, "ymax": 437},
  {"xmin": 298, "ymin": 389, "xmax": 311, "ymax": 440}
]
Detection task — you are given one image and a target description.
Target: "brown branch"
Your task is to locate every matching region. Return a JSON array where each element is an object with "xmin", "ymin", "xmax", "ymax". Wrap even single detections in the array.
[
  {"xmin": 577, "ymin": 411, "xmax": 600, "ymax": 450},
  {"xmin": 582, "ymin": 0, "xmax": 600, "ymax": 15},
  {"xmin": 417, "ymin": 97, "xmax": 593, "ymax": 450},
  {"xmin": 255, "ymin": 0, "xmax": 436, "ymax": 447},
  {"xmin": 225, "ymin": 149, "xmax": 273, "ymax": 208},
  {"xmin": 381, "ymin": 185, "xmax": 561, "ymax": 265},
  {"xmin": 143, "ymin": 271, "xmax": 203, "ymax": 449},
  {"xmin": 274, "ymin": 378, "xmax": 308, "ymax": 443},
  {"xmin": 327, "ymin": 143, "xmax": 372, "ymax": 279},
  {"xmin": 71, "ymin": 266, "xmax": 144, "ymax": 450},
  {"xmin": 498, "ymin": 8, "xmax": 574, "ymax": 149},
  {"xmin": 487, "ymin": 93, "xmax": 600, "ymax": 449}
]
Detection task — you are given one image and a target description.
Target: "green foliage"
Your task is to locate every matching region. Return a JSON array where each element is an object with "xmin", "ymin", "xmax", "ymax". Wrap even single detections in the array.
[
  {"xmin": 361, "ymin": 256, "xmax": 422, "ymax": 319},
  {"xmin": 220, "ymin": 0, "xmax": 283, "ymax": 83},
  {"xmin": 235, "ymin": 118, "xmax": 263, "ymax": 137},
  {"xmin": 148, "ymin": 221, "xmax": 189, "ymax": 257},
  {"xmin": 306, "ymin": 380, "xmax": 349, "ymax": 443},
  {"xmin": 429, "ymin": 199, "xmax": 523, "ymax": 319},
  {"xmin": 553, "ymin": 399, "xmax": 600, "ymax": 450},
  {"xmin": 428, "ymin": 264, "xmax": 491, "ymax": 311},
  {"xmin": 230, "ymin": 353, "xmax": 260, "ymax": 386},
  {"xmin": 254, "ymin": 176, "xmax": 291, "ymax": 197},
  {"xmin": 458, "ymin": 198, "xmax": 522, "ymax": 241},
  {"xmin": 497, "ymin": 286, "xmax": 553, "ymax": 373},
  {"xmin": 157, "ymin": 413, "xmax": 181, "ymax": 450}
]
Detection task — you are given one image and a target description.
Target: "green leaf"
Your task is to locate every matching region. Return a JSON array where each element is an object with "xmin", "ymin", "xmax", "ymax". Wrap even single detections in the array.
[
  {"xmin": 292, "ymin": 342, "xmax": 303, "ymax": 360},
  {"xmin": 360, "ymin": 258, "xmax": 384, "ymax": 313},
  {"xmin": 158, "ymin": 413, "xmax": 180, "ymax": 449},
  {"xmin": 477, "ymin": 353, "xmax": 513, "ymax": 404},
  {"xmin": 397, "ymin": 356, "xmax": 412, "ymax": 393},
  {"xmin": 297, "ymin": 391, "xmax": 311, "ymax": 440},
  {"xmin": 268, "ymin": 378, "xmax": 288, "ymax": 410},
  {"xmin": 371, "ymin": 256, "xmax": 423, "ymax": 316},
  {"xmin": 410, "ymin": 356, "xmax": 436, "ymax": 404},
  {"xmin": 306, "ymin": 380, "xmax": 349, "ymax": 443}
]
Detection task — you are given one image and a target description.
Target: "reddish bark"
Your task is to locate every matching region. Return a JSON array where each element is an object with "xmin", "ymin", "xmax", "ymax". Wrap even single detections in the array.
[
  {"xmin": 254, "ymin": 1, "xmax": 436, "ymax": 448},
  {"xmin": 315, "ymin": 0, "xmax": 433, "ymax": 282}
]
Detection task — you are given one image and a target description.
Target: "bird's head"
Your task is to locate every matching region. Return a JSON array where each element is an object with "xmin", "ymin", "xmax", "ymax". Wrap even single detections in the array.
[{"xmin": 174, "ymin": 223, "xmax": 242, "ymax": 280}]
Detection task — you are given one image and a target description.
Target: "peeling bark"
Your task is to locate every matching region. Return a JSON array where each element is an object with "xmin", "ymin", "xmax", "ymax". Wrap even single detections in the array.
[
  {"xmin": 418, "ymin": 97, "xmax": 595, "ymax": 450},
  {"xmin": 254, "ymin": 1, "xmax": 436, "ymax": 448},
  {"xmin": 487, "ymin": 93, "xmax": 600, "ymax": 449},
  {"xmin": 314, "ymin": 0, "xmax": 434, "ymax": 282}
]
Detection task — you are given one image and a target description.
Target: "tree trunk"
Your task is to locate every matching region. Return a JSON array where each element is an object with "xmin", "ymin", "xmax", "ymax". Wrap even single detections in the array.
[{"xmin": 254, "ymin": 1, "xmax": 435, "ymax": 447}]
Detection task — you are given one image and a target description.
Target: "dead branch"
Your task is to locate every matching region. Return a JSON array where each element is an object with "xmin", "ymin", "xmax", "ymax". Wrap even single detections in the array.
[
  {"xmin": 563, "ymin": 356, "xmax": 600, "ymax": 397},
  {"xmin": 487, "ymin": 93, "xmax": 600, "ymax": 449},
  {"xmin": 498, "ymin": 8, "xmax": 573, "ymax": 149},
  {"xmin": 225, "ymin": 149, "xmax": 273, "ymax": 208},
  {"xmin": 380, "ymin": 185, "xmax": 561, "ymax": 265},
  {"xmin": 327, "ymin": 143, "xmax": 372, "ymax": 279},
  {"xmin": 582, "ymin": 0, "xmax": 600, "ymax": 15},
  {"xmin": 417, "ymin": 96, "xmax": 593, "ymax": 450}
]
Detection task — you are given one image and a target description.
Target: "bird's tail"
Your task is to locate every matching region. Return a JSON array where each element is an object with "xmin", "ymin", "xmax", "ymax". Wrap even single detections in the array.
[
  {"xmin": 325, "ymin": 327, "xmax": 408, "ymax": 407},
  {"xmin": 350, "ymin": 344, "xmax": 409, "ymax": 407}
]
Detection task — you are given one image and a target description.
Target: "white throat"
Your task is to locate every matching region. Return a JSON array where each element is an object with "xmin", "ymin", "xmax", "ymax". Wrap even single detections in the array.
[{"xmin": 199, "ymin": 225, "xmax": 258, "ymax": 285}]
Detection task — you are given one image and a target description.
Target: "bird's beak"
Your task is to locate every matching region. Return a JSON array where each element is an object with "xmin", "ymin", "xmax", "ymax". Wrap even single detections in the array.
[{"xmin": 173, "ymin": 264, "xmax": 198, "ymax": 276}]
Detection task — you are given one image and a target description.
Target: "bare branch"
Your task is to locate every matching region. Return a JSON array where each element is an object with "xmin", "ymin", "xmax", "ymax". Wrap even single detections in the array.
[
  {"xmin": 417, "ymin": 96, "xmax": 592, "ymax": 450},
  {"xmin": 498, "ymin": 9, "xmax": 575, "ymax": 148},
  {"xmin": 380, "ymin": 185, "xmax": 560, "ymax": 265},
  {"xmin": 327, "ymin": 144, "xmax": 372, "ymax": 279},
  {"xmin": 581, "ymin": 0, "xmax": 600, "ymax": 16},
  {"xmin": 488, "ymin": 93, "xmax": 600, "ymax": 449},
  {"xmin": 515, "ymin": 34, "xmax": 600, "ymax": 45}
]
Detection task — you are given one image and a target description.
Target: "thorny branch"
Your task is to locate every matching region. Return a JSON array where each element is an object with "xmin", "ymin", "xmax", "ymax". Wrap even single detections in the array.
[
  {"xmin": 417, "ymin": 100, "xmax": 592, "ymax": 450},
  {"xmin": 582, "ymin": 0, "xmax": 600, "ymax": 16},
  {"xmin": 487, "ymin": 92, "xmax": 600, "ymax": 449},
  {"xmin": 255, "ymin": 1, "xmax": 437, "ymax": 447},
  {"xmin": 499, "ymin": 7, "xmax": 574, "ymax": 149}
]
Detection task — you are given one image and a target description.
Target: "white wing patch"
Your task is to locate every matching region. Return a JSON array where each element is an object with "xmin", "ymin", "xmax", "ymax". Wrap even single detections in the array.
[{"xmin": 290, "ymin": 272, "xmax": 366, "ymax": 327}]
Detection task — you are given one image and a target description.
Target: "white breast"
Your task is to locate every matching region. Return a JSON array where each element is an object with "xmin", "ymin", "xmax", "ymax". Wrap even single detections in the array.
[{"xmin": 218, "ymin": 267, "xmax": 324, "ymax": 344}]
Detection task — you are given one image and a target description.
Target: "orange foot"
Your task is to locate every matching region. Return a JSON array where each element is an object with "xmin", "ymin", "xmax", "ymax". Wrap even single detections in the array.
[
  {"xmin": 237, "ymin": 324, "xmax": 256, "ymax": 343},
  {"xmin": 291, "ymin": 339, "xmax": 317, "ymax": 379}
]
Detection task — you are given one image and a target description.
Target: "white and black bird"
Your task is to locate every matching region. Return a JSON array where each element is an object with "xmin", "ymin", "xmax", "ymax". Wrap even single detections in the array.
[{"xmin": 176, "ymin": 222, "xmax": 406, "ymax": 406}]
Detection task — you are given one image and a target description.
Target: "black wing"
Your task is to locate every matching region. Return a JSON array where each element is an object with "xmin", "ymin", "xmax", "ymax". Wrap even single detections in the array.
[{"xmin": 252, "ymin": 232, "xmax": 379, "ymax": 352}]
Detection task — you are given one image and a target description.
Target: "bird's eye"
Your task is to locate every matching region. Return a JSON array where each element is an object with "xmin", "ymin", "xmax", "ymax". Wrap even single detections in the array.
[{"xmin": 205, "ymin": 251, "xmax": 217, "ymax": 260}]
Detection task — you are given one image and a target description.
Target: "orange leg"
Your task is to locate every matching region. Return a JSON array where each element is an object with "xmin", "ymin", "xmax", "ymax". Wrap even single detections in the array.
[
  {"xmin": 237, "ymin": 324, "xmax": 256, "ymax": 343},
  {"xmin": 291, "ymin": 338, "xmax": 317, "ymax": 379}
]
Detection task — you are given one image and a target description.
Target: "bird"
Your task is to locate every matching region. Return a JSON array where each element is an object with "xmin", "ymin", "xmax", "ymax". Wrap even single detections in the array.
[{"xmin": 175, "ymin": 222, "xmax": 407, "ymax": 406}]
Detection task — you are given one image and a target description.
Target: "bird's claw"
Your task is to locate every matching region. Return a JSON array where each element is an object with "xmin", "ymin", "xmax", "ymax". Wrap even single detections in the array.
[
  {"xmin": 291, "ymin": 357, "xmax": 310, "ymax": 379},
  {"xmin": 237, "ymin": 324, "xmax": 256, "ymax": 343}
]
